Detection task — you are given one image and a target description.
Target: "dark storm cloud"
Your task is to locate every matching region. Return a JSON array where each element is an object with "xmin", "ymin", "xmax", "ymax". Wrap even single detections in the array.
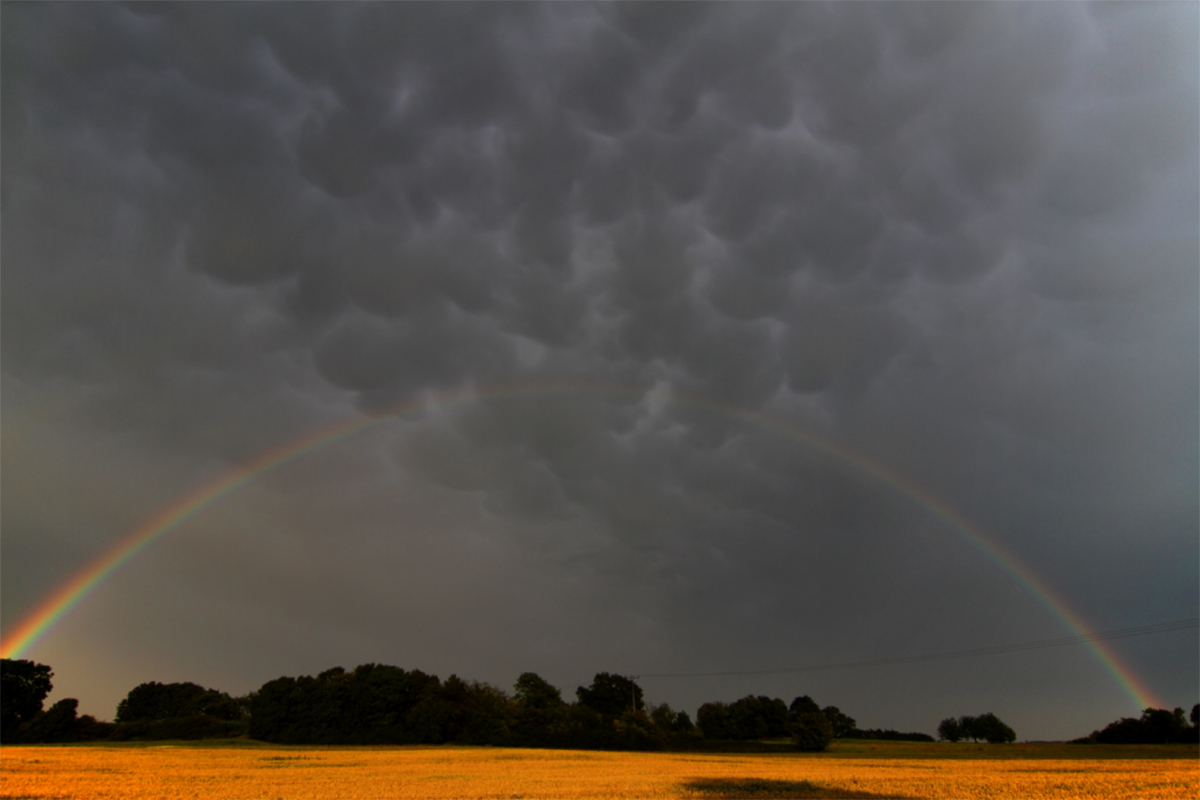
[{"xmin": 2, "ymin": 2, "xmax": 1196, "ymax": 739}]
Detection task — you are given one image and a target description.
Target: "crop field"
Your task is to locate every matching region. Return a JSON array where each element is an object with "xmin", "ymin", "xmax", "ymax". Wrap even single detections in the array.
[{"xmin": 2, "ymin": 741, "xmax": 1197, "ymax": 799}]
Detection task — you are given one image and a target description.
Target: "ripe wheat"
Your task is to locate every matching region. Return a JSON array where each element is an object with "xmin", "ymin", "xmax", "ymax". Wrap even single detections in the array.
[{"xmin": 2, "ymin": 744, "xmax": 1196, "ymax": 799}]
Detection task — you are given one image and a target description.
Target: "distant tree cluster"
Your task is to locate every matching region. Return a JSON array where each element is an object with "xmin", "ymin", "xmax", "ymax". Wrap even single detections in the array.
[
  {"xmin": 109, "ymin": 680, "xmax": 249, "ymax": 741},
  {"xmin": 117, "ymin": 680, "xmax": 246, "ymax": 723},
  {"xmin": 251, "ymin": 665, "xmax": 505, "ymax": 745},
  {"xmin": 1072, "ymin": 706, "xmax": 1200, "ymax": 745},
  {"xmin": 246, "ymin": 666, "xmax": 704, "ymax": 750},
  {"xmin": 936, "ymin": 713, "xmax": 1017, "ymax": 744},
  {"xmin": 692, "ymin": 696, "xmax": 866, "ymax": 751},
  {"xmin": 696, "ymin": 696, "xmax": 789, "ymax": 741}
]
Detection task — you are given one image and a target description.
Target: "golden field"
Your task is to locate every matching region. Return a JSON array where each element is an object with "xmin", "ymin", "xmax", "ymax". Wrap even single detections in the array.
[{"xmin": 2, "ymin": 741, "xmax": 1197, "ymax": 800}]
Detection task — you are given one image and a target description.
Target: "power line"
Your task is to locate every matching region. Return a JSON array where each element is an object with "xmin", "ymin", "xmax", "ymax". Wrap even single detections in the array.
[{"xmin": 639, "ymin": 618, "xmax": 1199, "ymax": 679}]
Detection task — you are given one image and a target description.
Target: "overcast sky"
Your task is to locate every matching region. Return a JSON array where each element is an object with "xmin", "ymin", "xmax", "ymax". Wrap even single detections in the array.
[{"xmin": 2, "ymin": 2, "xmax": 1196, "ymax": 741}]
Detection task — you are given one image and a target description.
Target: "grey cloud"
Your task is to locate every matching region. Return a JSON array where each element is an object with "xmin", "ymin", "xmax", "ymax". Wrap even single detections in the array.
[
  {"xmin": 1029, "ymin": 236, "xmax": 1195, "ymax": 303},
  {"xmin": 313, "ymin": 305, "xmax": 515, "ymax": 402},
  {"xmin": 1042, "ymin": 148, "xmax": 1144, "ymax": 219},
  {"xmin": 782, "ymin": 299, "xmax": 908, "ymax": 396},
  {"xmin": 702, "ymin": 136, "xmax": 825, "ymax": 243},
  {"xmin": 702, "ymin": 258, "xmax": 790, "ymax": 321}
]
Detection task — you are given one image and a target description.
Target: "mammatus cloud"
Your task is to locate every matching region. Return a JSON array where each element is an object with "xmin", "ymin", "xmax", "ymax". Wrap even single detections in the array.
[{"xmin": 2, "ymin": 2, "xmax": 1196, "ymax": 740}]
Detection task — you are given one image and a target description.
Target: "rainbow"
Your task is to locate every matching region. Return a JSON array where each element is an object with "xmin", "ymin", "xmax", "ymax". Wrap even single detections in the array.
[{"xmin": 0, "ymin": 381, "xmax": 1160, "ymax": 709}]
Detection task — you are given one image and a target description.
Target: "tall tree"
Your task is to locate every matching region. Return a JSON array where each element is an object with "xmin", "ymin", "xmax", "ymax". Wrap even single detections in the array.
[
  {"xmin": 937, "ymin": 716, "xmax": 963, "ymax": 742},
  {"xmin": 788, "ymin": 695, "xmax": 833, "ymax": 752},
  {"xmin": 1, "ymin": 659, "xmax": 54, "ymax": 742},
  {"xmin": 986, "ymin": 713, "xmax": 1015, "ymax": 743},
  {"xmin": 958, "ymin": 715, "xmax": 980, "ymax": 742},
  {"xmin": 514, "ymin": 672, "xmax": 563, "ymax": 709},
  {"xmin": 957, "ymin": 713, "xmax": 1015, "ymax": 744},
  {"xmin": 576, "ymin": 673, "xmax": 643, "ymax": 717}
]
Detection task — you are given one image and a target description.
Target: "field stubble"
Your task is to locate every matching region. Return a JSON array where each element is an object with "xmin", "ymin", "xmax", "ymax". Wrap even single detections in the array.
[{"xmin": 1, "ymin": 741, "xmax": 1196, "ymax": 799}]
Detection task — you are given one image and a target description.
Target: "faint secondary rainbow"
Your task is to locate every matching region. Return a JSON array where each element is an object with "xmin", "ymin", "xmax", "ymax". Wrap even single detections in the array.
[{"xmin": 0, "ymin": 381, "xmax": 1159, "ymax": 709}]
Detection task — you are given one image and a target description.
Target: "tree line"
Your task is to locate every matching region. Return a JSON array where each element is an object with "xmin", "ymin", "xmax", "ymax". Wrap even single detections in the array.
[
  {"xmin": 936, "ymin": 713, "xmax": 1016, "ymax": 743},
  {"xmin": 5, "ymin": 657, "xmax": 1196, "ymax": 748},
  {"xmin": 1071, "ymin": 706, "xmax": 1200, "ymax": 745},
  {"xmin": 0, "ymin": 658, "xmax": 904, "ymax": 750}
]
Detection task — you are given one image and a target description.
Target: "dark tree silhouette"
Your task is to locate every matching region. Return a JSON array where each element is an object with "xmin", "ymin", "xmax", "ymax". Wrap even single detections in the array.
[
  {"xmin": 954, "ymin": 713, "xmax": 1015, "ymax": 743},
  {"xmin": 251, "ymin": 664, "xmax": 441, "ymax": 744},
  {"xmin": 959, "ymin": 715, "xmax": 981, "ymax": 742},
  {"xmin": 974, "ymin": 712, "xmax": 1017, "ymax": 743},
  {"xmin": 649, "ymin": 702, "xmax": 694, "ymax": 734},
  {"xmin": 1, "ymin": 659, "xmax": 54, "ymax": 742},
  {"xmin": 728, "ymin": 697, "xmax": 768, "ymax": 740},
  {"xmin": 822, "ymin": 705, "xmax": 858, "ymax": 738},
  {"xmin": 514, "ymin": 672, "xmax": 563, "ymax": 709},
  {"xmin": 510, "ymin": 672, "xmax": 566, "ymax": 746},
  {"xmin": 21, "ymin": 698, "xmax": 81, "ymax": 743},
  {"xmin": 733, "ymin": 695, "xmax": 790, "ymax": 739},
  {"xmin": 788, "ymin": 695, "xmax": 833, "ymax": 752},
  {"xmin": 1081, "ymin": 707, "xmax": 1194, "ymax": 744},
  {"xmin": 696, "ymin": 701, "xmax": 732, "ymax": 740},
  {"xmin": 249, "ymin": 664, "xmax": 510, "ymax": 745},
  {"xmin": 937, "ymin": 716, "xmax": 964, "ymax": 742},
  {"xmin": 576, "ymin": 673, "xmax": 643, "ymax": 717},
  {"xmin": 116, "ymin": 681, "xmax": 244, "ymax": 722},
  {"xmin": 614, "ymin": 708, "xmax": 665, "ymax": 750}
]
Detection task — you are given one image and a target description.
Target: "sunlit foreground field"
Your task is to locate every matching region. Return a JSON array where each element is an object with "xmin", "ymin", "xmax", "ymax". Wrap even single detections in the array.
[{"xmin": 3, "ymin": 741, "xmax": 1197, "ymax": 800}]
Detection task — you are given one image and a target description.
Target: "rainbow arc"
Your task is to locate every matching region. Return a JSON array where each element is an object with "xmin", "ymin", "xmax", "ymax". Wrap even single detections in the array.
[{"xmin": 0, "ymin": 381, "xmax": 1161, "ymax": 709}]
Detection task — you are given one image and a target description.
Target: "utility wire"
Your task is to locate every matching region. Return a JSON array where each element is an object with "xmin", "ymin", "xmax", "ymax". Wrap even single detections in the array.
[{"xmin": 639, "ymin": 617, "xmax": 1199, "ymax": 679}]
